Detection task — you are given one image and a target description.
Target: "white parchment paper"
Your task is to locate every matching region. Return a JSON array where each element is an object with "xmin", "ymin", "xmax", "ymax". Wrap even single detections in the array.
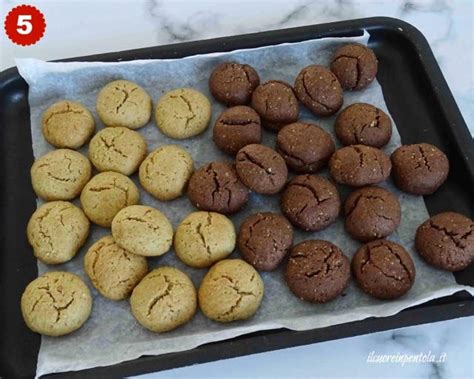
[{"xmin": 16, "ymin": 32, "xmax": 474, "ymax": 377}]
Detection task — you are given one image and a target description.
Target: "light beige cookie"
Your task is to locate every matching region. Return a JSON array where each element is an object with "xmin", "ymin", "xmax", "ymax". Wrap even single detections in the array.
[
  {"xmin": 111, "ymin": 205, "xmax": 173, "ymax": 257},
  {"xmin": 155, "ymin": 88, "xmax": 211, "ymax": 139},
  {"xmin": 21, "ymin": 271, "xmax": 92, "ymax": 336},
  {"xmin": 84, "ymin": 235, "xmax": 148, "ymax": 300},
  {"xmin": 130, "ymin": 267, "xmax": 197, "ymax": 332},
  {"xmin": 96, "ymin": 80, "xmax": 152, "ymax": 129},
  {"xmin": 89, "ymin": 126, "xmax": 147, "ymax": 175},
  {"xmin": 27, "ymin": 201, "xmax": 90, "ymax": 264},
  {"xmin": 139, "ymin": 145, "xmax": 193, "ymax": 201},
  {"xmin": 198, "ymin": 259, "xmax": 264, "ymax": 322},
  {"xmin": 80, "ymin": 171, "xmax": 139, "ymax": 227},
  {"xmin": 174, "ymin": 211, "xmax": 236, "ymax": 268},
  {"xmin": 42, "ymin": 100, "xmax": 95, "ymax": 149},
  {"xmin": 31, "ymin": 149, "xmax": 92, "ymax": 201}
]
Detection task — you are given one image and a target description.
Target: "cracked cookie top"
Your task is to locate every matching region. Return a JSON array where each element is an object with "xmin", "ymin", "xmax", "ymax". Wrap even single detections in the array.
[{"xmin": 21, "ymin": 271, "xmax": 92, "ymax": 336}]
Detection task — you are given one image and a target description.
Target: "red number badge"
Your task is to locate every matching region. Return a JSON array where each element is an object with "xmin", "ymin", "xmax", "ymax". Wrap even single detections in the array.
[{"xmin": 4, "ymin": 4, "xmax": 46, "ymax": 46}]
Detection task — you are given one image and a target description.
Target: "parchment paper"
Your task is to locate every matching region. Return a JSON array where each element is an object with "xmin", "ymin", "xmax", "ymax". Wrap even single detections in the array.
[{"xmin": 16, "ymin": 32, "xmax": 474, "ymax": 377}]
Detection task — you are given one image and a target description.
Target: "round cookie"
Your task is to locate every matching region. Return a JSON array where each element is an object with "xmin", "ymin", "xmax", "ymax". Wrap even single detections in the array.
[
  {"xmin": 175, "ymin": 211, "xmax": 236, "ymax": 268},
  {"xmin": 235, "ymin": 144, "xmax": 288, "ymax": 194},
  {"xmin": 213, "ymin": 106, "xmax": 262, "ymax": 155},
  {"xmin": 27, "ymin": 201, "xmax": 90, "ymax": 265},
  {"xmin": 198, "ymin": 259, "xmax": 264, "ymax": 322},
  {"xmin": 285, "ymin": 240, "xmax": 350, "ymax": 303},
  {"xmin": 238, "ymin": 212, "xmax": 294, "ymax": 271},
  {"xmin": 335, "ymin": 103, "xmax": 392, "ymax": 147},
  {"xmin": 281, "ymin": 175, "xmax": 341, "ymax": 232},
  {"xmin": 352, "ymin": 239, "xmax": 416, "ymax": 300},
  {"xmin": 209, "ymin": 62, "xmax": 260, "ymax": 106},
  {"xmin": 42, "ymin": 100, "xmax": 95, "ymax": 149},
  {"xmin": 155, "ymin": 88, "xmax": 211, "ymax": 139},
  {"xmin": 344, "ymin": 186, "xmax": 401, "ymax": 242},
  {"xmin": 251, "ymin": 80, "xmax": 299, "ymax": 130},
  {"xmin": 96, "ymin": 79, "xmax": 152, "ymax": 129},
  {"xmin": 276, "ymin": 122, "xmax": 335, "ymax": 173},
  {"xmin": 415, "ymin": 212, "xmax": 474, "ymax": 272},
  {"xmin": 391, "ymin": 143, "xmax": 449, "ymax": 195},
  {"xmin": 187, "ymin": 162, "xmax": 249, "ymax": 214},
  {"xmin": 21, "ymin": 271, "xmax": 92, "ymax": 336},
  {"xmin": 88, "ymin": 126, "xmax": 147, "ymax": 175},
  {"xmin": 112, "ymin": 205, "xmax": 173, "ymax": 257},
  {"xmin": 31, "ymin": 149, "xmax": 92, "ymax": 201},
  {"xmin": 329, "ymin": 145, "xmax": 391, "ymax": 187},
  {"xmin": 130, "ymin": 267, "xmax": 197, "ymax": 332},
  {"xmin": 294, "ymin": 65, "xmax": 343, "ymax": 116},
  {"xmin": 84, "ymin": 235, "xmax": 148, "ymax": 300},
  {"xmin": 139, "ymin": 145, "xmax": 194, "ymax": 201},
  {"xmin": 80, "ymin": 171, "xmax": 139, "ymax": 227},
  {"xmin": 331, "ymin": 43, "xmax": 378, "ymax": 90}
]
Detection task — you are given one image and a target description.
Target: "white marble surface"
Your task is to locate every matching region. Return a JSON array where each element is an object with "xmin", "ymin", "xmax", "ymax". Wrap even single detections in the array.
[{"xmin": 1, "ymin": 0, "xmax": 473, "ymax": 378}]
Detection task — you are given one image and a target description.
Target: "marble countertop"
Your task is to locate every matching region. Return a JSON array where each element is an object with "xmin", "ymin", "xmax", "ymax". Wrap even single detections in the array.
[{"xmin": 1, "ymin": 0, "xmax": 473, "ymax": 378}]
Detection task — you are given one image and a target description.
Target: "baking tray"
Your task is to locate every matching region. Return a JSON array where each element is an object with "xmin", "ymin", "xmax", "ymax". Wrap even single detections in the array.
[{"xmin": 1, "ymin": 16, "xmax": 473, "ymax": 378}]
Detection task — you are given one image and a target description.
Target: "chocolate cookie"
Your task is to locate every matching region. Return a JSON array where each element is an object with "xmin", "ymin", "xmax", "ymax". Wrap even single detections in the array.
[
  {"xmin": 352, "ymin": 239, "xmax": 415, "ymax": 300},
  {"xmin": 281, "ymin": 175, "xmax": 341, "ymax": 231},
  {"xmin": 345, "ymin": 186, "xmax": 401, "ymax": 242},
  {"xmin": 213, "ymin": 106, "xmax": 262, "ymax": 155},
  {"xmin": 251, "ymin": 80, "xmax": 299, "ymax": 130},
  {"xmin": 329, "ymin": 145, "xmax": 391, "ymax": 187},
  {"xmin": 391, "ymin": 143, "xmax": 449, "ymax": 195},
  {"xmin": 294, "ymin": 65, "xmax": 343, "ymax": 116},
  {"xmin": 276, "ymin": 122, "xmax": 335, "ymax": 173},
  {"xmin": 187, "ymin": 161, "xmax": 249, "ymax": 214},
  {"xmin": 238, "ymin": 212, "xmax": 294, "ymax": 271},
  {"xmin": 415, "ymin": 212, "xmax": 474, "ymax": 272},
  {"xmin": 330, "ymin": 43, "xmax": 378, "ymax": 90},
  {"xmin": 335, "ymin": 103, "xmax": 392, "ymax": 147},
  {"xmin": 285, "ymin": 240, "xmax": 350, "ymax": 303},
  {"xmin": 209, "ymin": 62, "xmax": 260, "ymax": 106}
]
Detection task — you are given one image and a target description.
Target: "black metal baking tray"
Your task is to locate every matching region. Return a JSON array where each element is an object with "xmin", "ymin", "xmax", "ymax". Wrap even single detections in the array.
[{"xmin": 1, "ymin": 16, "xmax": 473, "ymax": 378}]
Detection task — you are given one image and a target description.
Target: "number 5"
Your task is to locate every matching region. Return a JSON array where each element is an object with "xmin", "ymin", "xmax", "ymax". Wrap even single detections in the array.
[{"xmin": 17, "ymin": 15, "xmax": 33, "ymax": 35}]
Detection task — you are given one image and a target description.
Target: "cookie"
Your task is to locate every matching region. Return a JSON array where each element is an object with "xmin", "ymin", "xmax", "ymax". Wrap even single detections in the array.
[
  {"xmin": 213, "ymin": 106, "xmax": 262, "ymax": 155},
  {"xmin": 285, "ymin": 240, "xmax": 350, "ymax": 303},
  {"xmin": 294, "ymin": 65, "xmax": 343, "ymax": 116},
  {"xmin": 281, "ymin": 175, "xmax": 341, "ymax": 231},
  {"xmin": 187, "ymin": 162, "xmax": 249, "ymax": 214},
  {"xmin": 21, "ymin": 271, "xmax": 92, "ymax": 336},
  {"xmin": 415, "ymin": 212, "xmax": 474, "ymax": 272},
  {"xmin": 88, "ymin": 126, "xmax": 147, "ymax": 176},
  {"xmin": 329, "ymin": 145, "xmax": 391, "ymax": 187},
  {"xmin": 251, "ymin": 80, "xmax": 299, "ymax": 130},
  {"xmin": 139, "ymin": 145, "xmax": 194, "ymax": 201},
  {"xmin": 344, "ymin": 186, "xmax": 401, "ymax": 242},
  {"xmin": 175, "ymin": 211, "xmax": 236, "ymax": 268},
  {"xmin": 96, "ymin": 79, "xmax": 152, "ymax": 129},
  {"xmin": 42, "ymin": 100, "xmax": 95, "ymax": 149},
  {"xmin": 112, "ymin": 205, "xmax": 173, "ymax": 257},
  {"xmin": 80, "ymin": 171, "xmax": 139, "ymax": 227},
  {"xmin": 238, "ymin": 212, "xmax": 293, "ymax": 271},
  {"xmin": 155, "ymin": 88, "xmax": 211, "ymax": 139},
  {"xmin": 31, "ymin": 149, "xmax": 92, "ymax": 201},
  {"xmin": 334, "ymin": 103, "xmax": 392, "ymax": 147},
  {"xmin": 235, "ymin": 144, "xmax": 288, "ymax": 194},
  {"xmin": 84, "ymin": 235, "xmax": 148, "ymax": 300},
  {"xmin": 130, "ymin": 267, "xmax": 197, "ymax": 332},
  {"xmin": 27, "ymin": 201, "xmax": 90, "ymax": 265},
  {"xmin": 198, "ymin": 259, "xmax": 264, "ymax": 322},
  {"xmin": 276, "ymin": 122, "xmax": 335, "ymax": 173},
  {"xmin": 331, "ymin": 43, "xmax": 378, "ymax": 90},
  {"xmin": 209, "ymin": 62, "xmax": 260, "ymax": 106},
  {"xmin": 352, "ymin": 239, "xmax": 415, "ymax": 300},
  {"xmin": 391, "ymin": 143, "xmax": 449, "ymax": 195}
]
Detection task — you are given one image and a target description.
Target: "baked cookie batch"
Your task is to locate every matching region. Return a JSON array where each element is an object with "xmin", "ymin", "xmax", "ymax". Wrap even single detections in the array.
[{"xmin": 22, "ymin": 43, "xmax": 474, "ymax": 337}]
